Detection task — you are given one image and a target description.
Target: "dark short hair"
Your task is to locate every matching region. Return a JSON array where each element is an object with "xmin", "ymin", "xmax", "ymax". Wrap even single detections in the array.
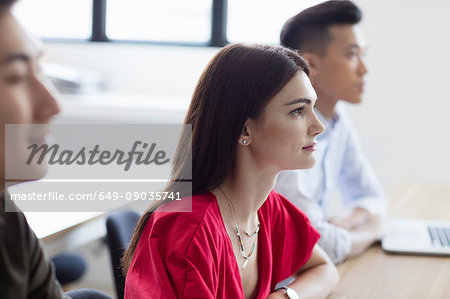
[
  {"xmin": 280, "ymin": 0, "xmax": 362, "ymax": 56},
  {"xmin": 0, "ymin": 0, "xmax": 16, "ymax": 12},
  {"xmin": 0, "ymin": 0, "xmax": 15, "ymax": 7}
]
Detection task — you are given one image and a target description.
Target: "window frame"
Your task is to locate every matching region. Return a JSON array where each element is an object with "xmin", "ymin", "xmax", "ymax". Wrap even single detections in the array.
[{"xmin": 42, "ymin": 0, "xmax": 229, "ymax": 47}]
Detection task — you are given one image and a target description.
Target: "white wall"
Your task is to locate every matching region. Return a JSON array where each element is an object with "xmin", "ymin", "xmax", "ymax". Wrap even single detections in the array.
[
  {"xmin": 349, "ymin": 0, "xmax": 450, "ymax": 189},
  {"xmin": 44, "ymin": 43, "xmax": 218, "ymax": 98},
  {"xmin": 43, "ymin": 0, "xmax": 450, "ymax": 190}
]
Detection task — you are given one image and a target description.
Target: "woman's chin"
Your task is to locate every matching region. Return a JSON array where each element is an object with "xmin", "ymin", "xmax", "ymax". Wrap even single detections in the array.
[{"xmin": 287, "ymin": 159, "xmax": 316, "ymax": 171}]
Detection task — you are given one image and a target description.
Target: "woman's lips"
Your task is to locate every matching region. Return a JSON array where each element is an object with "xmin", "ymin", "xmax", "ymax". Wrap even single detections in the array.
[{"xmin": 302, "ymin": 143, "xmax": 317, "ymax": 151}]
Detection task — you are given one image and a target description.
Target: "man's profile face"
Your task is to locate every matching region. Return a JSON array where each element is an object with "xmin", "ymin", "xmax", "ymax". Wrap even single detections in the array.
[
  {"xmin": 0, "ymin": 10, "xmax": 59, "ymax": 185},
  {"xmin": 312, "ymin": 24, "xmax": 368, "ymax": 104}
]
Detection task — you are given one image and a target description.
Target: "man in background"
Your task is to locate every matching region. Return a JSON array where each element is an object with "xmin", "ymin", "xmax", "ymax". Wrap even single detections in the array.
[{"xmin": 275, "ymin": 0, "xmax": 386, "ymax": 263}]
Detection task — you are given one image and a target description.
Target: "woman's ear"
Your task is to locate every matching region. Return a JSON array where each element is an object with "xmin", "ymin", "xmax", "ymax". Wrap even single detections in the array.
[{"xmin": 239, "ymin": 119, "xmax": 253, "ymax": 146}]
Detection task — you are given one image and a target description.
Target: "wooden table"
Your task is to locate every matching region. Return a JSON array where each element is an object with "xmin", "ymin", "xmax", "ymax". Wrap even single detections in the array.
[{"xmin": 328, "ymin": 183, "xmax": 450, "ymax": 299}]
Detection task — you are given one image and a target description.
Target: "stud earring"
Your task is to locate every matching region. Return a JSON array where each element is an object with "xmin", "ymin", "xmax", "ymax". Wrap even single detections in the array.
[{"xmin": 242, "ymin": 139, "xmax": 248, "ymax": 145}]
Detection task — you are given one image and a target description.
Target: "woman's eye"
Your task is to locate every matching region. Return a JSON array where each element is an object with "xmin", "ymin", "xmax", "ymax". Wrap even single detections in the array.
[{"xmin": 291, "ymin": 107, "xmax": 305, "ymax": 116}]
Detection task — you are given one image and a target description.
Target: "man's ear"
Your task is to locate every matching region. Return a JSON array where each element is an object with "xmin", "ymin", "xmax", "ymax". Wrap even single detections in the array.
[{"xmin": 302, "ymin": 52, "xmax": 320, "ymax": 78}]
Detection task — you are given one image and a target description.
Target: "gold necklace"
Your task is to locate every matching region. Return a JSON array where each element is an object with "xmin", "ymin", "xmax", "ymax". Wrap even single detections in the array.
[{"xmin": 219, "ymin": 187, "xmax": 260, "ymax": 268}]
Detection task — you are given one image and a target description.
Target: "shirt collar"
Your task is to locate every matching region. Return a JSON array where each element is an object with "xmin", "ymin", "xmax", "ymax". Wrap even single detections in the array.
[{"xmin": 315, "ymin": 107, "xmax": 340, "ymax": 132}]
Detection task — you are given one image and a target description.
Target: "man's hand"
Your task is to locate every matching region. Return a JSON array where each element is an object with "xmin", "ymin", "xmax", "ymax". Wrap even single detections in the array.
[
  {"xmin": 330, "ymin": 208, "xmax": 370, "ymax": 230},
  {"xmin": 331, "ymin": 208, "xmax": 386, "ymax": 259},
  {"xmin": 357, "ymin": 212, "xmax": 386, "ymax": 240}
]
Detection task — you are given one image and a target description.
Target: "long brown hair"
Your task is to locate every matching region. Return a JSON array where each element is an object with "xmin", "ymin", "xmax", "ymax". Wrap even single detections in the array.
[{"xmin": 122, "ymin": 44, "xmax": 309, "ymax": 273}]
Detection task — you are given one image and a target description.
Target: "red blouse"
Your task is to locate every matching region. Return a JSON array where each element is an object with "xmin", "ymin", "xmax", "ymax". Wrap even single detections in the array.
[{"xmin": 125, "ymin": 191, "xmax": 319, "ymax": 299}]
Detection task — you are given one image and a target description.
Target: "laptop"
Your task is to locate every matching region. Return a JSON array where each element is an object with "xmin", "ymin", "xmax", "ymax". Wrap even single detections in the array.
[{"xmin": 382, "ymin": 218, "xmax": 450, "ymax": 256}]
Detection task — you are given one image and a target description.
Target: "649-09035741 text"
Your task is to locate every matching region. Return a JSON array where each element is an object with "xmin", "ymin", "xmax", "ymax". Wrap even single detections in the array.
[{"xmin": 9, "ymin": 191, "xmax": 182, "ymax": 202}]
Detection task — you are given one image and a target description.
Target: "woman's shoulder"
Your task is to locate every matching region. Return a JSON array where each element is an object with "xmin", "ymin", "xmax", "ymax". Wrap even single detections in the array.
[
  {"xmin": 151, "ymin": 192, "xmax": 217, "ymax": 221},
  {"xmin": 127, "ymin": 193, "xmax": 229, "ymax": 298},
  {"xmin": 146, "ymin": 192, "xmax": 225, "ymax": 253}
]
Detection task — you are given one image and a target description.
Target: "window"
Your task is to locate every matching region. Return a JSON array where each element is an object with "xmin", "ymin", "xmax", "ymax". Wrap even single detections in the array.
[
  {"xmin": 106, "ymin": 0, "xmax": 211, "ymax": 43},
  {"xmin": 12, "ymin": 0, "xmax": 323, "ymax": 46},
  {"xmin": 13, "ymin": 0, "xmax": 92, "ymax": 40}
]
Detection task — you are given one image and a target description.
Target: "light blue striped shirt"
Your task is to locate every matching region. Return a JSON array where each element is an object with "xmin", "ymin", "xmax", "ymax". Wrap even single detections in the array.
[{"xmin": 275, "ymin": 103, "xmax": 386, "ymax": 263}]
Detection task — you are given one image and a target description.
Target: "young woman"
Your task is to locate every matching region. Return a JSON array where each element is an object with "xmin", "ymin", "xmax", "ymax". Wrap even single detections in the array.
[{"xmin": 122, "ymin": 44, "xmax": 338, "ymax": 299}]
